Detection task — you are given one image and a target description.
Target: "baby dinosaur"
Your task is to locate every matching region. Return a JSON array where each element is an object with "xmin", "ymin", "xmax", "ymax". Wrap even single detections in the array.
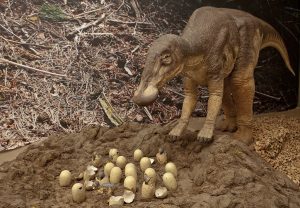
[{"xmin": 132, "ymin": 7, "xmax": 295, "ymax": 145}]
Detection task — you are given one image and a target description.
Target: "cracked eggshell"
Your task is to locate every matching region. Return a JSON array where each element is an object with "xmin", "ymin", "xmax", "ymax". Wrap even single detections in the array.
[
  {"xmin": 104, "ymin": 162, "xmax": 115, "ymax": 176},
  {"xmin": 141, "ymin": 182, "xmax": 155, "ymax": 199},
  {"xmin": 155, "ymin": 187, "xmax": 168, "ymax": 199},
  {"xmin": 87, "ymin": 165, "xmax": 98, "ymax": 172},
  {"xmin": 133, "ymin": 149, "xmax": 143, "ymax": 161},
  {"xmin": 84, "ymin": 180, "xmax": 94, "ymax": 191},
  {"xmin": 109, "ymin": 196, "xmax": 124, "ymax": 206},
  {"xmin": 109, "ymin": 148, "xmax": 119, "ymax": 162},
  {"xmin": 83, "ymin": 169, "xmax": 95, "ymax": 181},
  {"xmin": 92, "ymin": 154, "xmax": 102, "ymax": 168},
  {"xmin": 163, "ymin": 172, "xmax": 177, "ymax": 191},
  {"xmin": 124, "ymin": 176, "xmax": 136, "ymax": 192},
  {"xmin": 140, "ymin": 157, "xmax": 151, "ymax": 172},
  {"xmin": 72, "ymin": 183, "xmax": 86, "ymax": 203},
  {"xmin": 145, "ymin": 168, "xmax": 157, "ymax": 184},
  {"xmin": 116, "ymin": 156, "xmax": 127, "ymax": 169},
  {"xmin": 125, "ymin": 165, "xmax": 137, "ymax": 180},
  {"xmin": 165, "ymin": 162, "xmax": 177, "ymax": 177},
  {"xmin": 123, "ymin": 190, "xmax": 135, "ymax": 204},
  {"xmin": 59, "ymin": 170, "xmax": 72, "ymax": 187},
  {"xmin": 110, "ymin": 166, "xmax": 122, "ymax": 184}
]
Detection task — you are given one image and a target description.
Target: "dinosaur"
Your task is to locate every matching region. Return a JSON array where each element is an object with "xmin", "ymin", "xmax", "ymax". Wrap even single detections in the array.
[{"xmin": 132, "ymin": 7, "xmax": 295, "ymax": 145}]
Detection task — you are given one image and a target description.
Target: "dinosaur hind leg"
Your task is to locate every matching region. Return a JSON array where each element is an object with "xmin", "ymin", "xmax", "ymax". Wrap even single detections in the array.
[
  {"xmin": 231, "ymin": 74, "xmax": 255, "ymax": 145},
  {"xmin": 216, "ymin": 79, "xmax": 237, "ymax": 132}
]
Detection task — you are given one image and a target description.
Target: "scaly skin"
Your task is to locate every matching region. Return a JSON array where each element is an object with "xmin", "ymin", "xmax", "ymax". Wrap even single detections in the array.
[{"xmin": 132, "ymin": 7, "xmax": 295, "ymax": 145}]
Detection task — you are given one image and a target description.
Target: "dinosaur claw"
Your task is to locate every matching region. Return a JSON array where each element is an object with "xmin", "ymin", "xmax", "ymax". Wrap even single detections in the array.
[{"xmin": 197, "ymin": 127, "xmax": 214, "ymax": 144}]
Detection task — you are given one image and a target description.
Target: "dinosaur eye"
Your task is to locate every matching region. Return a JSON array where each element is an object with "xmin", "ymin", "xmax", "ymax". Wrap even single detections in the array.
[{"xmin": 161, "ymin": 54, "xmax": 172, "ymax": 65}]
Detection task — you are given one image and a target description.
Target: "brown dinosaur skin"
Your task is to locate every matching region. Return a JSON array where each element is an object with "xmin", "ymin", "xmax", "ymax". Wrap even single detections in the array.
[{"xmin": 132, "ymin": 7, "xmax": 295, "ymax": 145}]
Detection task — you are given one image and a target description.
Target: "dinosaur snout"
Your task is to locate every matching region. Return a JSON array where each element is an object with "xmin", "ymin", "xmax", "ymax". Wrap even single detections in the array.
[{"xmin": 133, "ymin": 85, "xmax": 158, "ymax": 106}]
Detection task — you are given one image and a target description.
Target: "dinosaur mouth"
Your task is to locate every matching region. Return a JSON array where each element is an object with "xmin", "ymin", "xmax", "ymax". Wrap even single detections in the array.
[{"xmin": 132, "ymin": 85, "xmax": 158, "ymax": 106}]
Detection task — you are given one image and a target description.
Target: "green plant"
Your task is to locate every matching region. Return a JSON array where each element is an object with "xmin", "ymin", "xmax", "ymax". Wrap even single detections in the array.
[{"xmin": 39, "ymin": 3, "xmax": 66, "ymax": 22}]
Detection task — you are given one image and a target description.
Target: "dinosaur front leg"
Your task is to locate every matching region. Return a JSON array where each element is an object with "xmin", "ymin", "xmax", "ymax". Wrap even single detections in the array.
[
  {"xmin": 169, "ymin": 77, "xmax": 197, "ymax": 140},
  {"xmin": 198, "ymin": 79, "xmax": 223, "ymax": 143}
]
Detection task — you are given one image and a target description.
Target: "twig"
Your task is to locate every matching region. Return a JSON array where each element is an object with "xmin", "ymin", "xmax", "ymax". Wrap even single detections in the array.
[
  {"xmin": 107, "ymin": 19, "xmax": 153, "ymax": 25},
  {"xmin": 79, "ymin": 32, "xmax": 114, "ymax": 37},
  {"xmin": 130, "ymin": 0, "xmax": 141, "ymax": 20},
  {"xmin": 74, "ymin": 4, "xmax": 113, "ymax": 18},
  {"xmin": 68, "ymin": 13, "xmax": 106, "ymax": 37},
  {"xmin": 143, "ymin": 107, "xmax": 153, "ymax": 121},
  {"xmin": 0, "ymin": 58, "xmax": 67, "ymax": 77},
  {"xmin": 99, "ymin": 93, "xmax": 124, "ymax": 126},
  {"xmin": 255, "ymin": 91, "xmax": 281, "ymax": 101}
]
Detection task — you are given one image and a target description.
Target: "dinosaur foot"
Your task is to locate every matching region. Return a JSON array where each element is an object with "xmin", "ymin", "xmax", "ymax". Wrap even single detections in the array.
[
  {"xmin": 233, "ymin": 126, "xmax": 253, "ymax": 145},
  {"xmin": 168, "ymin": 122, "xmax": 188, "ymax": 142},
  {"xmin": 216, "ymin": 117, "xmax": 237, "ymax": 132},
  {"xmin": 197, "ymin": 127, "xmax": 214, "ymax": 144}
]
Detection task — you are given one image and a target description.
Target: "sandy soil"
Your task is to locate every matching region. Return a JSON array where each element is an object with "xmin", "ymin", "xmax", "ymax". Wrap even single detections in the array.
[{"xmin": 0, "ymin": 110, "xmax": 299, "ymax": 207}]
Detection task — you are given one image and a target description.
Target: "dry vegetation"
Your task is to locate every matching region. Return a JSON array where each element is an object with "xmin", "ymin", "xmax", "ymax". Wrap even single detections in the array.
[{"xmin": 0, "ymin": 0, "xmax": 298, "ymax": 150}]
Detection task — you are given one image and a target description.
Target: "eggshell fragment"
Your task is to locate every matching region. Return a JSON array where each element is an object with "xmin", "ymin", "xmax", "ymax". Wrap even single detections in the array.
[
  {"xmin": 133, "ymin": 149, "xmax": 143, "ymax": 161},
  {"xmin": 116, "ymin": 156, "xmax": 127, "ymax": 169},
  {"xmin": 125, "ymin": 164, "xmax": 137, "ymax": 179},
  {"xmin": 59, "ymin": 170, "xmax": 72, "ymax": 187},
  {"xmin": 140, "ymin": 157, "xmax": 151, "ymax": 172},
  {"xmin": 165, "ymin": 162, "xmax": 177, "ymax": 177},
  {"xmin": 84, "ymin": 180, "xmax": 94, "ymax": 191},
  {"xmin": 163, "ymin": 172, "xmax": 177, "ymax": 191},
  {"xmin": 123, "ymin": 190, "xmax": 135, "ymax": 204},
  {"xmin": 72, "ymin": 183, "xmax": 86, "ymax": 203},
  {"xmin": 92, "ymin": 154, "xmax": 102, "ymax": 168},
  {"xmin": 110, "ymin": 167, "xmax": 122, "ymax": 184},
  {"xmin": 155, "ymin": 187, "xmax": 168, "ymax": 199},
  {"xmin": 144, "ymin": 168, "xmax": 156, "ymax": 184},
  {"xmin": 83, "ymin": 169, "xmax": 96, "ymax": 181},
  {"xmin": 109, "ymin": 196, "xmax": 124, "ymax": 206},
  {"xmin": 124, "ymin": 176, "xmax": 137, "ymax": 192},
  {"xmin": 109, "ymin": 148, "xmax": 119, "ymax": 162}
]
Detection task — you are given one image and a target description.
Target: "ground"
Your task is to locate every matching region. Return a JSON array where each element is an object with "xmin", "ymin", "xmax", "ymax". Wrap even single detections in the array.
[{"xmin": 0, "ymin": 110, "xmax": 299, "ymax": 207}]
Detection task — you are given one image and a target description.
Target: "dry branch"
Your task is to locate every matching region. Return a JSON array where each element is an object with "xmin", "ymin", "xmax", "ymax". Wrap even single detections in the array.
[{"xmin": 0, "ymin": 58, "xmax": 67, "ymax": 77}]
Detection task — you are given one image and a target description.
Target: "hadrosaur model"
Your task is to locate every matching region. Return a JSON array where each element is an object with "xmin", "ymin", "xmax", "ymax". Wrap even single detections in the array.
[{"xmin": 132, "ymin": 7, "xmax": 295, "ymax": 145}]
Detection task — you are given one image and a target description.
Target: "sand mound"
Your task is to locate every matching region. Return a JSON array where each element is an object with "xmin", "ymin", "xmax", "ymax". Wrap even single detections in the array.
[{"xmin": 0, "ymin": 121, "xmax": 299, "ymax": 207}]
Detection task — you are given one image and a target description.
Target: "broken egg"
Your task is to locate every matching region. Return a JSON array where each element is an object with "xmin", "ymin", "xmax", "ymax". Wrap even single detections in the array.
[
  {"xmin": 84, "ymin": 180, "xmax": 94, "ymax": 191},
  {"xmin": 83, "ymin": 169, "xmax": 96, "ymax": 181},
  {"xmin": 110, "ymin": 166, "xmax": 122, "ymax": 184},
  {"xmin": 123, "ymin": 190, "xmax": 135, "ymax": 204},
  {"xmin": 156, "ymin": 147, "xmax": 167, "ymax": 164},
  {"xmin": 87, "ymin": 165, "xmax": 98, "ymax": 172},
  {"xmin": 165, "ymin": 162, "xmax": 177, "ymax": 177},
  {"xmin": 163, "ymin": 172, "xmax": 177, "ymax": 191},
  {"xmin": 109, "ymin": 148, "xmax": 119, "ymax": 162},
  {"xmin": 92, "ymin": 154, "xmax": 102, "ymax": 168},
  {"xmin": 133, "ymin": 149, "xmax": 143, "ymax": 161},
  {"xmin": 72, "ymin": 183, "xmax": 86, "ymax": 203},
  {"xmin": 141, "ymin": 181, "xmax": 155, "ymax": 199},
  {"xmin": 75, "ymin": 172, "xmax": 84, "ymax": 181},
  {"xmin": 124, "ymin": 175, "xmax": 136, "ymax": 192},
  {"xmin": 155, "ymin": 187, "xmax": 168, "ymax": 199},
  {"xmin": 125, "ymin": 165, "xmax": 137, "ymax": 180},
  {"xmin": 140, "ymin": 157, "xmax": 151, "ymax": 172},
  {"xmin": 98, "ymin": 176, "xmax": 109, "ymax": 185},
  {"xmin": 104, "ymin": 162, "xmax": 115, "ymax": 176},
  {"xmin": 116, "ymin": 156, "xmax": 127, "ymax": 169},
  {"xmin": 109, "ymin": 196, "xmax": 124, "ymax": 206},
  {"xmin": 144, "ymin": 168, "xmax": 157, "ymax": 184},
  {"xmin": 59, "ymin": 170, "xmax": 72, "ymax": 187}
]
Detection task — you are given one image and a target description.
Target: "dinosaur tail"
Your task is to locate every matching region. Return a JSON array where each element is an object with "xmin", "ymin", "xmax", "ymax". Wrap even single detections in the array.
[{"xmin": 259, "ymin": 20, "xmax": 295, "ymax": 76}]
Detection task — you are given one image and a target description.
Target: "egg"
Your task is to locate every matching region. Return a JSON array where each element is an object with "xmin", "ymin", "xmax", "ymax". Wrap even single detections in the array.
[
  {"xmin": 125, "ymin": 166, "xmax": 137, "ymax": 180},
  {"xmin": 59, "ymin": 170, "xmax": 72, "ymax": 187},
  {"xmin": 104, "ymin": 162, "xmax": 115, "ymax": 176},
  {"xmin": 163, "ymin": 172, "xmax": 177, "ymax": 191},
  {"xmin": 144, "ymin": 168, "xmax": 156, "ymax": 184},
  {"xmin": 155, "ymin": 187, "xmax": 168, "ymax": 199},
  {"xmin": 125, "ymin": 163, "xmax": 136, "ymax": 170},
  {"xmin": 133, "ymin": 149, "xmax": 143, "ymax": 161},
  {"xmin": 116, "ymin": 156, "xmax": 127, "ymax": 169},
  {"xmin": 141, "ymin": 181, "xmax": 155, "ymax": 199},
  {"xmin": 110, "ymin": 167, "xmax": 122, "ymax": 184},
  {"xmin": 165, "ymin": 162, "xmax": 177, "ymax": 177},
  {"xmin": 124, "ymin": 176, "xmax": 137, "ymax": 192},
  {"xmin": 71, "ymin": 183, "xmax": 86, "ymax": 203},
  {"xmin": 109, "ymin": 196, "xmax": 124, "ymax": 206},
  {"xmin": 140, "ymin": 157, "xmax": 151, "ymax": 172}
]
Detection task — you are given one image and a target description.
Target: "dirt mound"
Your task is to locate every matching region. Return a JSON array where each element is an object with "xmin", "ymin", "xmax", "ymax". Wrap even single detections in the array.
[{"xmin": 0, "ymin": 122, "xmax": 299, "ymax": 208}]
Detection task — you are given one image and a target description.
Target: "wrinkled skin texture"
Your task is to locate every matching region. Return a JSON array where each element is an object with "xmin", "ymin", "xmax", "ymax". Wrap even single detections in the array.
[{"xmin": 133, "ymin": 7, "xmax": 294, "ymax": 145}]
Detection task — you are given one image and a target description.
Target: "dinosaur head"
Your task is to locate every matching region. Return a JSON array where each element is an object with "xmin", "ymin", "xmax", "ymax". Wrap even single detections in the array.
[{"xmin": 133, "ymin": 34, "xmax": 189, "ymax": 106}]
